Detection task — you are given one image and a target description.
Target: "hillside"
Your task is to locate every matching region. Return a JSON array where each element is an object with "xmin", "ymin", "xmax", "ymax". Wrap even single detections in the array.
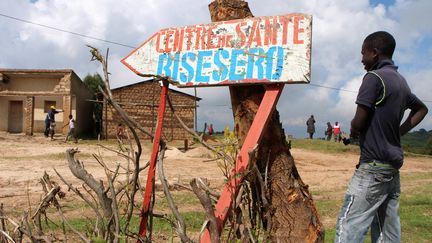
[{"xmin": 401, "ymin": 128, "xmax": 432, "ymax": 155}]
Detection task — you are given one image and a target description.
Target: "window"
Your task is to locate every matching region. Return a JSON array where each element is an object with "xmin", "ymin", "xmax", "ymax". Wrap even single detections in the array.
[{"xmin": 44, "ymin": 101, "xmax": 56, "ymax": 113}]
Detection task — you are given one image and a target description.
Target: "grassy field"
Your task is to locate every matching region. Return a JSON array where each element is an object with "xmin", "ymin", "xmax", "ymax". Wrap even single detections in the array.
[
  {"xmin": 44, "ymin": 180, "xmax": 430, "ymax": 242},
  {"xmin": 118, "ymin": 139, "xmax": 430, "ymax": 241},
  {"xmin": 290, "ymin": 137, "xmax": 360, "ymax": 154},
  {"xmin": 103, "ymin": 174, "xmax": 430, "ymax": 242},
  {"xmin": 292, "ymin": 139, "xmax": 432, "ymax": 242},
  {"xmin": 4, "ymin": 137, "xmax": 430, "ymax": 242},
  {"xmin": 317, "ymin": 172, "xmax": 432, "ymax": 242}
]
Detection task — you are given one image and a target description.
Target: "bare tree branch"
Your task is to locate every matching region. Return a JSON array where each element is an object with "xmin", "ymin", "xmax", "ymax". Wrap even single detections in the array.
[
  {"xmin": 66, "ymin": 149, "xmax": 113, "ymax": 218},
  {"xmin": 65, "ymin": 148, "xmax": 115, "ymax": 241},
  {"xmin": 191, "ymin": 178, "xmax": 220, "ymax": 243},
  {"xmin": 97, "ymin": 143, "xmax": 134, "ymax": 161},
  {"xmin": 87, "ymin": 46, "xmax": 147, "ymax": 234},
  {"xmin": 0, "ymin": 230, "xmax": 15, "ymax": 243},
  {"xmin": 166, "ymin": 94, "xmax": 232, "ymax": 164},
  {"xmin": 156, "ymin": 142, "xmax": 193, "ymax": 243},
  {"xmin": 31, "ymin": 186, "xmax": 60, "ymax": 231},
  {"xmin": 94, "ymin": 153, "xmax": 121, "ymax": 243}
]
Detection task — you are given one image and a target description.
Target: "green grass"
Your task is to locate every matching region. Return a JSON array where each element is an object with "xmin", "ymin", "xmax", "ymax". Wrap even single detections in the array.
[
  {"xmin": 403, "ymin": 151, "xmax": 432, "ymax": 159},
  {"xmin": 42, "ymin": 209, "xmax": 205, "ymax": 241},
  {"xmin": 2, "ymin": 152, "xmax": 94, "ymax": 161},
  {"xmin": 5, "ymin": 136, "xmax": 429, "ymax": 241},
  {"xmin": 150, "ymin": 211, "xmax": 206, "ymax": 233},
  {"xmin": 153, "ymin": 191, "xmax": 201, "ymax": 209},
  {"xmin": 318, "ymin": 171, "xmax": 432, "ymax": 242},
  {"xmin": 291, "ymin": 138, "xmax": 360, "ymax": 154}
]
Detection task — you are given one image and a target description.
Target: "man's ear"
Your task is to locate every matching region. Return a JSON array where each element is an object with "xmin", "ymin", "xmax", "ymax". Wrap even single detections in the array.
[{"xmin": 372, "ymin": 48, "xmax": 380, "ymax": 59}]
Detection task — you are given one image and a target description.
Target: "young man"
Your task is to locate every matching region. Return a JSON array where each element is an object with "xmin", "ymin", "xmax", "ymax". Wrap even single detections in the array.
[
  {"xmin": 335, "ymin": 31, "xmax": 428, "ymax": 242},
  {"xmin": 64, "ymin": 114, "xmax": 77, "ymax": 143}
]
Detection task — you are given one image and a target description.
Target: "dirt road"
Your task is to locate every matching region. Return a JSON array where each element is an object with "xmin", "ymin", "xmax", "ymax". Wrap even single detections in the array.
[{"xmin": 1, "ymin": 131, "xmax": 431, "ymax": 217}]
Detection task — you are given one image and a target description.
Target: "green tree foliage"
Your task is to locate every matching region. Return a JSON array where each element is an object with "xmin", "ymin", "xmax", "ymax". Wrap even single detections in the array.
[
  {"xmin": 425, "ymin": 137, "xmax": 432, "ymax": 155},
  {"xmin": 83, "ymin": 73, "xmax": 105, "ymax": 137},
  {"xmin": 83, "ymin": 73, "xmax": 105, "ymax": 94},
  {"xmin": 214, "ymin": 126, "xmax": 238, "ymax": 179}
]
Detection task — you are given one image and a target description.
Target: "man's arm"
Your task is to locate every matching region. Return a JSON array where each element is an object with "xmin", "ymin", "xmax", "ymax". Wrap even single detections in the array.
[
  {"xmin": 400, "ymin": 100, "xmax": 428, "ymax": 136},
  {"xmin": 350, "ymin": 104, "xmax": 372, "ymax": 139}
]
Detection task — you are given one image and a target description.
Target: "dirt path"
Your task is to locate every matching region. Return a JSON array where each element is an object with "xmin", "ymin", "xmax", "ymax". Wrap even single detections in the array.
[{"xmin": 1, "ymin": 131, "xmax": 431, "ymax": 211}]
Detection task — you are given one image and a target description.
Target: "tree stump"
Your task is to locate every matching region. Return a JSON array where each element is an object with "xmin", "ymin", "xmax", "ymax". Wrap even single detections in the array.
[{"xmin": 208, "ymin": 0, "xmax": 324, "ymax": 241}]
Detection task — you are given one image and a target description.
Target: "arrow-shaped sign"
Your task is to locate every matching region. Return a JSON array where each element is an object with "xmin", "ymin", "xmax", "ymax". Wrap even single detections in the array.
[{"xmin": 122, "ymin": 13, "xmax": 312, "ymax": 87}]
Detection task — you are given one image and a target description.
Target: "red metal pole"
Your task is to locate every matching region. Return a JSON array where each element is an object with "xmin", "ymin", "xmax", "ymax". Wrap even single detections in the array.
[
  {"xmin": 201, "ymin": 84, "xmax": 284, "ymax": 242},
  {"xmin": 137, "ymin": 81, "xmax": 169, "ymax": 239}
]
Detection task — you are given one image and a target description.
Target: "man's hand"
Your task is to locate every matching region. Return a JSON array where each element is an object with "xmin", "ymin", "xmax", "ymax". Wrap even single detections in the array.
[
  {"xmin": 400, "ymin": 100, "xmax": 428, "ymax": 136},
  {"xmin": 342, "ymin": 137, "xmax": 351, "ymax": 145}
]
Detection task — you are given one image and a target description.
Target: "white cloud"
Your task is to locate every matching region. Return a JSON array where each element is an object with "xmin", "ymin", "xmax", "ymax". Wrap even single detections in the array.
[{"xmin": 0, "ymin": 0, "xmax": 430, "ymax": 137}]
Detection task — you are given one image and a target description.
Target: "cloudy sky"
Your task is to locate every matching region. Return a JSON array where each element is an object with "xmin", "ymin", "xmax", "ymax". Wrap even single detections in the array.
[{"xmin": 1, "ymin": 0, "xmax": 431, "ymax": 138}]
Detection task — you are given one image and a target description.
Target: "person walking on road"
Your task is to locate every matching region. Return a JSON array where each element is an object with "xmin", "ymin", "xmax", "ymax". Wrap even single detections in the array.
[
  {"xmin": 64, "ymin": 114, "xmax": 78, "ymax": 143},
  {"xmin": 306, "ymin": 115, "xmax": 316, "ymax": 139}
]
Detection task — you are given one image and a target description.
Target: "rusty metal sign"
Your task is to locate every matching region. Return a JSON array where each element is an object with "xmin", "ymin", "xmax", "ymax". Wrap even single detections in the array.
[{"xmin": 122, "ymin": 13, "xmax": 312, "ymax": 87}]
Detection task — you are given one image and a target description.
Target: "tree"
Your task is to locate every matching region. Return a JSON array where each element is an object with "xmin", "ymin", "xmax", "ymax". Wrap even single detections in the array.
[
  {"xmin": 83, "ymin": 73, "xmax": 105, "ymax": 137},
  {"xmin": 208, "ymin": 0, "xmax": 324, "ymax": 241},
  {"xmin": 418, "ymin": 128, "xmax": 427, "ymax": 134},
  {"xmin": 83, "ymin": 73, "xmax": 105, "ymax": 94},
  {"xmin": 426, "ymin": 136, "xmax": 432, "ymax": 155}
]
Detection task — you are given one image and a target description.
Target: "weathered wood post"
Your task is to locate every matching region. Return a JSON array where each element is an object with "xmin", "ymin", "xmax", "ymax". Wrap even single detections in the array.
[
  {"xmin": 122, "ymin": 0, "xmax": 323, "ymax": 240},
  {"xmin": 208, "ymin": 0, "xmax": 324, "ymax": 241}
]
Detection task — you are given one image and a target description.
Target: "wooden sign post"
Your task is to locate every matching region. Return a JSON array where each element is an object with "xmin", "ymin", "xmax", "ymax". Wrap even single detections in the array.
[{"xmin": 122, "ymin": 13, "xmax": 312, "ymax": 241}]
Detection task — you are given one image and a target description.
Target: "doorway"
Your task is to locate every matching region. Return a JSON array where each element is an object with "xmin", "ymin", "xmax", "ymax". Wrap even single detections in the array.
[{"xmin": 8, "ymin": 100, "xmax": 23, "ymax": 133}]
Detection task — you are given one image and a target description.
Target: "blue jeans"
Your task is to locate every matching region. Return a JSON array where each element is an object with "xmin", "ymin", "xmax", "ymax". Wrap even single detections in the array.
[{"xmin": 335, "ymin": 162, "xmax": 400, "ymax": 243}]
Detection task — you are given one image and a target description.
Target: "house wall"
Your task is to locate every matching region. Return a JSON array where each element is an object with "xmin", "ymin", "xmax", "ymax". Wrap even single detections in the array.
[
  {"xmin": 0, "ymin": 70, "xmax": 93, "ymax": 136},
  {"xmin": 70, "ymin": 72, "xmax": 94, "ymax": 135},
  {"xmin": 33, "ymin": 96, "xmax": 64, "ymax": 132},
  {"xmin": 8, "ymin": 76, "xmax": 59, "ymax": 92},
  {"xmin": 0, "ymin": 96, "xmax": 25, "ymax": 131},
  {"xmin": 104, "ymin": 81, "xmax": 197, "ymax": 141},
  {"xmin": 0, "ymin": 95, "xmax": 66, "ymax": 133}
]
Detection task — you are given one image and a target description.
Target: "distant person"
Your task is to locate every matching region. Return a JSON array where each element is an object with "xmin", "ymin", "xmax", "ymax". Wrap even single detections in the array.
[
  {"xmin": 93, "ymin": 115, "xmax": 102, "ymax": 139},
  {"xmin": 306, "ymin": 115, "xmax": 316, "ymax": 139},
  {"xmin": 333, "ymin": 121, "xmax": 341, "ymax": 142},
  {"xmin": 49, "ymin": 121, "xmax": 56, "ymax": 140},
  {"xmin": 325, "ymin": 122, "xmax": 333, "ymax": 141},
  {"xmin": 95, "ymin": 118, "xmax": 101, "ymax": 139},
  {"xmin": 203, "ymin": 122, "xmax": 208, "ymax": 135},
  {"xmin": 208, "ymin": 124, "xmax": 214, "ymax": 136},
  {"xmin": 44, "ymin": 106, "xmax": 62, "ymax": 139},
  {"xmin": 334, "ymin": 31, "xmax": 428, "ymax": 243},
  {"xmin": 116, "ymin": 123, "xmax": 125, "ymax": 141},
  {"xmin": 64, "ymin": 114, "xmax": 77, "ymax": 143}
]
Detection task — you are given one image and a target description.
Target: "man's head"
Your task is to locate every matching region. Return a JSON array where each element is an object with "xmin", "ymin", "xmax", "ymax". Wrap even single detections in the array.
[
  {"xmin": 69, "ymin": 114, "xmax": 73, "ymax": 119},
  {"xmin": 361, "ymin": 31, "xmax": 396, "ymax": 71},
  {"xmin": 50, "ymin": 106, "xmax": 56, "ymax": 110}
]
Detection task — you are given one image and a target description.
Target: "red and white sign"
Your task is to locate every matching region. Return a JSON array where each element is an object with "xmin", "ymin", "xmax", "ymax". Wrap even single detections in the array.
[{"xmin": 122, "ymin": 13, "xmax": 312, "ymax": 87}]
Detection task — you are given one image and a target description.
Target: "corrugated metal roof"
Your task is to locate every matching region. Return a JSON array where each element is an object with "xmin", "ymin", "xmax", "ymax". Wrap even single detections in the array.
[
  {"xmin": 0, "ymin": 68, "xmax": 73, "ymax": 74},
  {"xmin": 112, "ymin": 79, "xmax": 201, "ymax": 101}
]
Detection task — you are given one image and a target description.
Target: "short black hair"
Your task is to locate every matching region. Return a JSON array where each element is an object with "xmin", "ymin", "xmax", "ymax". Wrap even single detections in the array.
[
  {"xmin": 69, "ymin": 114, "xmax": 72, "ymax": 119},
  {"xmin": 364, "ymin": 31, "xmax": 396, "ymax": 58}
]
